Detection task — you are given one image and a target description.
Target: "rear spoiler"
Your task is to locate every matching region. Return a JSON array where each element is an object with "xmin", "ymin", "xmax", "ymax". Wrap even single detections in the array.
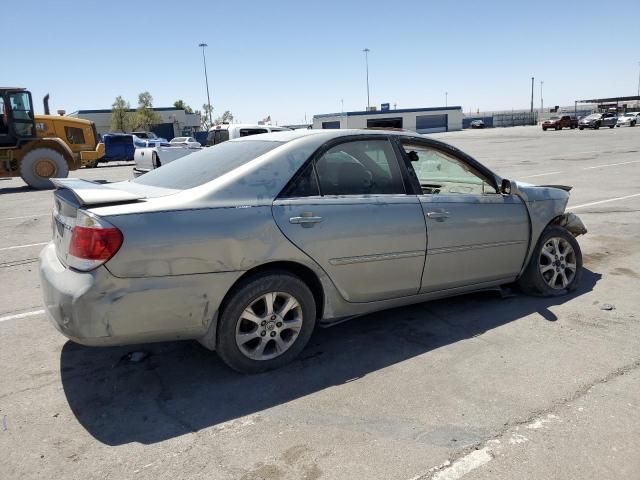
[{"xmin": 51, "ymin": 178, "xmax": 145, "ymax": 207}]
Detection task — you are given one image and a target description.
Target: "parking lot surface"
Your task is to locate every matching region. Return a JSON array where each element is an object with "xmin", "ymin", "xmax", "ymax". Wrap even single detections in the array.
[{"xmin": 1, "ymin": 126, "xmax": 639, "ymax": 479}]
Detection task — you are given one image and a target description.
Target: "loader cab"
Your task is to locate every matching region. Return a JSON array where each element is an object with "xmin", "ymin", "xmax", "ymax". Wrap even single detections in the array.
[{"xmin": 0, "ymin": 88, "xmax": 36, "ymax": 147}]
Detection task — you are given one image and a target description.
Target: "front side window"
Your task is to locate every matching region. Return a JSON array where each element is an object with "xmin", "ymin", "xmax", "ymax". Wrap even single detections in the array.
[
  {"xmin": 65, "ymin": 126, "xmax": 85, "ymax": 144},
  {"xmin": 315, "ymin": 139, "xmax": 404, "ymax": 195},
  {"xmin": 402, "ymin": 143, "xmax": 497, "ymax": 195}
]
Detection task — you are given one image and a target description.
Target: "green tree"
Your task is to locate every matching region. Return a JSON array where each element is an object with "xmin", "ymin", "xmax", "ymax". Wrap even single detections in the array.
[
  {"xmin": 173, "ymin": 99, "xmax": 193, "ymax": 113},
  {"xmin": 215, "ymin": 110, "xmax": 234, "ymax": 124},
  {"xmin": 134, "ymin": 91, "xmax": 161, "ymax": 130},
  {"xmin": 200, "ymin": 103, "xmax": 214, "ymax": 130},
  {"xmin": 110, "ymin": 96, "xmax": 131, "ymax": 132}
]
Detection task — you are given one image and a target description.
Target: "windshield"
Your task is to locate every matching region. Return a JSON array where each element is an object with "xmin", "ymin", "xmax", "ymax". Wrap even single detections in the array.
[
  {"xmin": 584, "ymin": 114, "xmax": 601, "ymax": 120},
  {"xmin": 133, "ymin": 139, "xmax": 283, "ymax": 190},
  {"xmin": 171, "ymin": 137, "xmax": 187, "ymax": 142},
  {"xmin": 549, "ymin": 116, "xmax": 560, "ymax": 120}
]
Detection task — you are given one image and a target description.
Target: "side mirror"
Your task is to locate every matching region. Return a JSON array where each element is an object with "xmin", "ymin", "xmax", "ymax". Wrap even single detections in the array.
[{"xmin": 501, "ymin": 179, "xmax": 512, "ymax": 194}]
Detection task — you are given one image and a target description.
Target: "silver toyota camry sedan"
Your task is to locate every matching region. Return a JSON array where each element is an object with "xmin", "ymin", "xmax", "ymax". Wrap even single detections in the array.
[{"xmin": 40, "ymin": 129, "xmax": 587, "ymax": 373}]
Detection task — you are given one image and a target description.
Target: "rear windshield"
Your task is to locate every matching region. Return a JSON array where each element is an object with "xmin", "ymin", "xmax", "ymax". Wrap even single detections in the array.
[
  {"xmin": 133, "ymin": 140, "xmax": 282, "ymax": 190},
  {"xmin": 207, "ymin": 129, "xmax": 230, "ymax": 146}
]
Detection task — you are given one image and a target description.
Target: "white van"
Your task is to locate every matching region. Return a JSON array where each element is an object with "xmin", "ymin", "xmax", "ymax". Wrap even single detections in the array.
[{"xmin": 207, "ymin": 123, "xmax": 290, "ymax": 146}]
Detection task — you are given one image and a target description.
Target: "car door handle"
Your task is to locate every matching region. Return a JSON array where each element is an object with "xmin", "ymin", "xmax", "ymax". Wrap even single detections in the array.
[
  {"xmin": 289, "ymin": 214, "xmax": 323, "ymax": 227},
  {"xmin": 426, "ymin": 210, "xmax": 450, "ymax": 220}
]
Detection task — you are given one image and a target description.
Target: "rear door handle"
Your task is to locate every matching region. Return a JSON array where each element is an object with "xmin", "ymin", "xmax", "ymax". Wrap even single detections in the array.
[
  {"xmin": 289, "ymin": 214, "xmax": 323, "ymax": 227},
  {"xmin": 426, "ymin": 210, "xmax": 450, "ymax": 220}
]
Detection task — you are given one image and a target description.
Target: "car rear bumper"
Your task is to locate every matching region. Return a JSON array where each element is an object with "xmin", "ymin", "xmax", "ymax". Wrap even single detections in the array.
[{"xmin": 39, "ymin": 242, "xmax": 242, "ymax": 347}]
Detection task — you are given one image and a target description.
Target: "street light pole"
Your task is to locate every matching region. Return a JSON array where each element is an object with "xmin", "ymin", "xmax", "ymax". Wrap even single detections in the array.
[
  {"xmin": 530, "ymin": 76, "xmax": 534, "ymax": 113},
  {"xmin": 363, "ymin": 48, "xmax": 370, "ymax": 110},
  {"xmin": 637, "ymin": 61, "xmax": 640, "ymax": 99},
  {"xmin": 540, "ymin": 80, "xmax": 544, "ymax": 113},
  {"xmin": 198, "ymin": 42, "xmax": 213, "ymax": 127},
  {"xmin": 445, "ymin": 91, "xmax": 448, "ymax": 107}
]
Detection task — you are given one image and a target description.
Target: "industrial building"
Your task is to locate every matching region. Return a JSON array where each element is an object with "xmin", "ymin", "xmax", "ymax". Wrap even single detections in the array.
[
  {"xmin": 68, "ymin": 107, "xmax": 201, "ymax": 139},
  {"xmin": 313, "ymin": 106, "xmax": 463, "ymax": 133}
]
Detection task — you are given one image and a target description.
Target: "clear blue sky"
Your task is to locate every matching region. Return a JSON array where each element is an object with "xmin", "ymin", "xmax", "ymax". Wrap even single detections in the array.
[{"xmin": 5, "ymin": 0, "xmax": 640, "ymax": 124}]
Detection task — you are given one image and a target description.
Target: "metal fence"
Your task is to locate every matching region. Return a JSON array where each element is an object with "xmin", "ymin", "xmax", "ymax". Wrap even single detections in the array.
[{"xmin": 492, "ymin": 111, "xmax": 538, "ymax": 128}]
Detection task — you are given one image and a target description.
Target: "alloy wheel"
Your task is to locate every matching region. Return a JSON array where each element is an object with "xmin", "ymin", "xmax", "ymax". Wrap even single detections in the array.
[
  {"xmin": 234, "ymin": 292, "xmax": 303, "ymax": 361},
  {"xmin": 539, "ymin": 237, "xmax": 577, "ymax": 289}
]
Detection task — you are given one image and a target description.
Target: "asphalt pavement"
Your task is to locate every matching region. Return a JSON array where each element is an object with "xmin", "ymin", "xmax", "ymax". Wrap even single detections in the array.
[{"xmin": 1, "ymin": 126, "xmax": 639, "ymax": 480}]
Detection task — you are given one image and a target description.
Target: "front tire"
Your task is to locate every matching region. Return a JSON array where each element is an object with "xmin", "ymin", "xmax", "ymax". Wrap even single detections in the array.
[
  {"xmin": 518, "ymin": 225, "xmax": 582, "ymax": 297},
  {"xmin": 19, "ymin": 148, "xmax": 69, "ymax": 189},
  {"xmin": 216, "ymin": 272, "xmax": 316, "ymax": 373}
]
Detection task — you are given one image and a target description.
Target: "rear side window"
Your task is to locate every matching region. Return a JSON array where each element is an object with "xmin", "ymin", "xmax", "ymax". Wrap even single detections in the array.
[
  {"xmin": 280, "ymin": 162, "xmax": 320, "ymax": 198},
  {"xmin": 133, "ymin": 140, "xmax": 282, "ymax": 190},
  {"xmin": 239, "ymin": 128, "xmax": 268, "ymax": 137},
  {"xmin": 207, "ymin": 129, "xmax": 229, "ymax": 145},
  {"xmin": 315, "ymin": 139, "xmax": 405, "ymax": 195}
]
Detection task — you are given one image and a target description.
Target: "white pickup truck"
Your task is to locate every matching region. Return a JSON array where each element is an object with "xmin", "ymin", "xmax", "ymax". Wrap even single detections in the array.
[{"xmin": 133, "ymin": 144, "xmax": 201, "ymax": 177}]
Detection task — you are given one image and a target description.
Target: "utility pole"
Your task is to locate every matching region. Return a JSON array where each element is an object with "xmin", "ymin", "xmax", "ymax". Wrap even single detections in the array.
[
  {"xmin": 363, "ymin": 48, "xmax": 371, "ymax": 110},
  {"xmin": 198, "ymin": 43, "xmax": 213, "ymax": 127},
  {"xmin": 445, "ymin": 91, "xmax": 448, "ymax": 107},
  {"xmin": 530, "ymin": 76, "xmax": 534, "ymax": 113},
  {"xmin": 637, "ymin": 61, "xmax": 640, "ymax": 99},
  {"xmin": 540, "ymin": 80, "xmax": 544, "ymax": 113}
]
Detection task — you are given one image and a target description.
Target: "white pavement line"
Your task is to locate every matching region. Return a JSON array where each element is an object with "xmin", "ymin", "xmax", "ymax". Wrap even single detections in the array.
[
  {"xmin": 431, "ymin": 448, "xmax": 493, "ymax": 480},
  {"xmin": 1, "ymin": 214, "xmax": 48, "ymax": 221},
  {"xmin": 520, "ymin": 171, "xmax": 563, "ymax": 179},
  {"xmin": 0, "ymin": 242, "xmax": 48, "ymax": 251},
  {"xmin": 569, "ymin": 193, "xmax": 640, "ymax": 210},
  {"xmin": 583, "ymin": 160, "xmax": 640, "ymax": 170},
  {"xmin": 0, "ymin": 309, "xmax": 45, "ymax": 323}
]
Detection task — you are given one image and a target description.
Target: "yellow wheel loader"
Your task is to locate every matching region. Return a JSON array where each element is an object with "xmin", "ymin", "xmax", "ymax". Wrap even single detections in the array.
[{"xmin": 0, "ymin": 87, "xmax": 102, "ymax": 189}]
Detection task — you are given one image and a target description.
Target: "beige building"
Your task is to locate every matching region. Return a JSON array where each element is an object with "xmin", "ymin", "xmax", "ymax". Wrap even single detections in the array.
[
  {"xmin": 68, "ymin": 107, "xmax": 201, "ymax": 139},
  {"xmin": 313, "ymin": 106, "xmax": 463, "ymax": 133}
]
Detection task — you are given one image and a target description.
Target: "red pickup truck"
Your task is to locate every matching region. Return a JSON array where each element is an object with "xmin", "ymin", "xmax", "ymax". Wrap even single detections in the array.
[{"xmin": 542, "ymin": 115, "xmax": 578, "ymax": 131}]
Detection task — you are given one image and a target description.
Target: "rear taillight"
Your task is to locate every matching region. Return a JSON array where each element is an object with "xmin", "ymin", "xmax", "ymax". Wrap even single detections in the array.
[{"xmin": 68, "ymin": 210, "xmax": 123, "ymax": 271}]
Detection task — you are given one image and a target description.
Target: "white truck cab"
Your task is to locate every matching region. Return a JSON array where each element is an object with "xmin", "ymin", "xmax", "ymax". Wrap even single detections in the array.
[{"xmin": 207, "ymin": 123, "xmax": 290, "ymax": 146}]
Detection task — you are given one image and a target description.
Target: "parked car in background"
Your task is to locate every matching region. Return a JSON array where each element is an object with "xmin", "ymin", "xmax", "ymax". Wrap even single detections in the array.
[
  {"xmin": 40, "ymin": 129, "xmax": 587, "ymax": 373},
  {"xmin": 169, "ymin": 136, "xmax": 201, "ymax": 148},
  {"xmin": 578, "ymin": 113, "xmax": 617, "ymax": 130},
  {"xmin": 133, "ymin": 142, "xmax": 202, "ymax": 177},
  {"xmin": 207, "ymin": 123, "xmax": 291, "ymax": 146},
  {"xmin": 542, "ymin": 115, "xmax": 578, "ymax": 131},
  {"xmin": 616, "ymin": 112, "xmax": 639, "ymax": 127},
  {"xmin": 470, "ymin": 119, "xmax": 485, "ymax": 129},
  {"xmin": 131, "ymin": 131, "xmax": 168, "ymax": 146}
]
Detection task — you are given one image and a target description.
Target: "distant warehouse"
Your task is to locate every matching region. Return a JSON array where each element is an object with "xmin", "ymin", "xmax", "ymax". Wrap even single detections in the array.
[{"xmin": 313, "ymin": 106, "xmax": 463, "ymax": 133}]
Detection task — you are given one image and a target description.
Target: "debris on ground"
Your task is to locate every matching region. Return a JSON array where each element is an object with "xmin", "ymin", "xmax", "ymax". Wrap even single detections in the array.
[{"xmin": 599, "ymin": 304, "xmax": 616, "ymax": 311}]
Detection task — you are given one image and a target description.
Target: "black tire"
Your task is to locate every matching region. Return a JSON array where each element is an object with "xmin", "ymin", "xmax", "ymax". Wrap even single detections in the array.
[
  {"xmin": 616, "ymin": 124, "xmax": 620, "ymax": 128},
  {"xmin": 555, "ymin": 125, "xmax": 561, "ymax": 130},
  {"xmin": 19, "ymin": 148, "xmax": 69, "ymax": 189},
  {"xmin": 518, "ymin": 225, "xmax": 583, "ymax": 297},
  {"xmin": 579, "ymin": 126, "xmax": 584, "ymax": 130},
  {"xmin": 632, "ymin": 121, "xmax": 636, "ymax": 127},
  {"xmin": 216, "ymin": 271, "xmax": 316, "ymax": 373},
  {"xmin": 594, "ymin": 122, "xmax": 600, "ymax": 130},
  {"xmin": 609, "ymin": 125, "xmax": 615, "ymax": 129},
  {"xmin": 542, "ymin": 127, "xmax": 547, "ymax": 131}
]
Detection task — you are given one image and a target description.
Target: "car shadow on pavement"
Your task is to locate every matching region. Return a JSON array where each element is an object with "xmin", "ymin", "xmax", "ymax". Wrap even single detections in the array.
[{"xmin": 60, "ymin": 269, "xmax": 601, "ymax": 446}]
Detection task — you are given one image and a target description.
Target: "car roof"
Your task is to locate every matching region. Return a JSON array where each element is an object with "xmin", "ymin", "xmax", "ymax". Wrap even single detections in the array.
[
  {"xmin": 208, "ymin": 123, "xmax": 291, "ymax": 131},
  {"xmin": 233, "ymin": 128, "xmax": 426, "ymax": 144}
]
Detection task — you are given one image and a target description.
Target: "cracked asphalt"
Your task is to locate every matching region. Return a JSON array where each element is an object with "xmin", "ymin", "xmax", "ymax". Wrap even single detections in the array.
[{"xmin": 1, "ymin": 126, "xmax": 639, "ymax": 479}]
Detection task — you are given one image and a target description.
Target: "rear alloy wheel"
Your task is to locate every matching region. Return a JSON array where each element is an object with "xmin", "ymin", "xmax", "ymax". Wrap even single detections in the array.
[
  {"xmin": 216, "ymin": 272, "xmax": 316, "ymax": 373},
  {"xmin": 19, "ymin": 148, "xmax": 69, "ymax": 189}
]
